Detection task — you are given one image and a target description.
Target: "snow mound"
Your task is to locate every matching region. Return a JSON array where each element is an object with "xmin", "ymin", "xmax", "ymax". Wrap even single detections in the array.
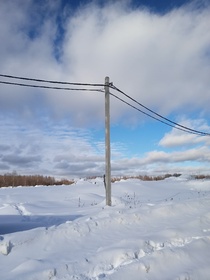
[{"xmin": 0, "ymin": 178, "xmax": 210, "ymax": 279}]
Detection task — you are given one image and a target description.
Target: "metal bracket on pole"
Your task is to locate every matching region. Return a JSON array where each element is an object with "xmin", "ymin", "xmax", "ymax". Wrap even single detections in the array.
[{"xmin": 105, "ymin": 76, "xmax": 111, "ymax": 206}]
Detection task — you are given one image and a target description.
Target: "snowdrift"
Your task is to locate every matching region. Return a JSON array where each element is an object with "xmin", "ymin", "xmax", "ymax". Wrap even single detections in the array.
[{"xmin": 0, "ymin": 177, "xmax": 210, "ymax": 279}]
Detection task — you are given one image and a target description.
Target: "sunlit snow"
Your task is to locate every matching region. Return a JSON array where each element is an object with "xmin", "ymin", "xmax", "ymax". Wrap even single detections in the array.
[{"xmin": 0, "ymin": 176, "xmax": 210, "ymax": 279}]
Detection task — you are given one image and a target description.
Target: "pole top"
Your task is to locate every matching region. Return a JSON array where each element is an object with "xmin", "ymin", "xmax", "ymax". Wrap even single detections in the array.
[{"xmin": 105, "ymin": 76, "xmax": 110, "ymax": 83}]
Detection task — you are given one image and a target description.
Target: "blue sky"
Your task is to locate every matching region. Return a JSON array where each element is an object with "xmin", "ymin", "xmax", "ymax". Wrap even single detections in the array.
[{"xmin": 0, "ymin": 0, "xmax": 210, "ymax": 178}]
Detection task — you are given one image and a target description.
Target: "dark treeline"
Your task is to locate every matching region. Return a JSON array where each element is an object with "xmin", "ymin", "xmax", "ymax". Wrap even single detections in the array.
[
  {"xmin": 194, "ymin": 174, "xmax": 210, "ymax": 180},
  {"xmin": 110, "ymin": 173, "xmax": 182, "ymax": 183},
  {"xmin": 0, "ymin": 173, "xmax": 74, "ymax": 188}
]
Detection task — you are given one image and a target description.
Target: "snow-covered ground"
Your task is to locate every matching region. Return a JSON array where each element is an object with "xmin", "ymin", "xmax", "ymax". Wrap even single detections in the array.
[{"xmin": 0, "ymin": 176, "xmax": 210, "ymax": 280}]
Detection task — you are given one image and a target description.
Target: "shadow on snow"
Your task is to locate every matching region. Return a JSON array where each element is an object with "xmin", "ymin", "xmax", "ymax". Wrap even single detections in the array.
[{"xmin": 0, "ymin": 214, "xmax": 82, "ymax": 234}]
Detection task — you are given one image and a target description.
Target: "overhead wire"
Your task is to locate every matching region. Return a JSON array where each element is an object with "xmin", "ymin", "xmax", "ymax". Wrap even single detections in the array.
[
  {"xmin": 0, "ymin": 73, "xmax": 209, "ymax": 136},
  {"xmin": 109, "ymin": 92, "xmax": 204, "ymax": 136},
  {"xmin": 110, "ymin": 84, "xmax": 210, "ymax": 136},
  {"xmin": 0, "ymin": 80, "xmax": 104, "ymax": 93},
  {"xmin": 0, "ymin": 74, "xmax": 105, "ymax": 87}
]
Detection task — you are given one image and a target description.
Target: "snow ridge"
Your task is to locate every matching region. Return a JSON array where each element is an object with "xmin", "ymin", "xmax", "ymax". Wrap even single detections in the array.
[{"xmin": 0, "ymin": 178, "xmax": 210, "ymax": 279}]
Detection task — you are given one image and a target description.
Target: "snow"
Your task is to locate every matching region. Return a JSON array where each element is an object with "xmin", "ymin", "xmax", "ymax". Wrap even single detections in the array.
[{"xmin": 0, "ymin": 177, "xmax": 210, "ymax": 279}]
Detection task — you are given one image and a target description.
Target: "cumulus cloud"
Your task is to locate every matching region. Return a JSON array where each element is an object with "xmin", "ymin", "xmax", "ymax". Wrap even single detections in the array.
[
  {"xmin": 0, "ymin": 0, "xmax": 210, "ymax": 177},
  {"xmin": 144, "ymin": 146, "xmax": 210, "ymax": 164},
  {"xmin": 62, "ymin": 1, "xmax": 210, "ymax": 120},
  {"xmin": 110, "ymin": 116, "xmax": 210, "ymax": 176},
  {"xmin": 0, "ymin": 0, "xmax": 210, "ymax": 124},
  {"xmin": 111, "ymin": 145, "xmax": 210, "ymax": 176},
  {"xmin": 159, "ymin": 118, "xmax": 210, "ymax": 147},
  {"xmin": 0, "ymin": 115, "xmax": 209, "ymax": 177},
  {"xmin": 0, "ymin": 116, "xmax": 107, "ymax": 177}
]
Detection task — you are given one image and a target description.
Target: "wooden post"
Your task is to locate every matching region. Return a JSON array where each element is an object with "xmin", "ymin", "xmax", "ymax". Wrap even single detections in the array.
[{"xmin": 105, "ymin": 76, "xmax": 111, "ymax": 206}]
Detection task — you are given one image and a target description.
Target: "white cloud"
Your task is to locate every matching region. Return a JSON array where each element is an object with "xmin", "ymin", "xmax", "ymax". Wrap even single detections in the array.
[
  {"xmin": 0, "ymin": 1, "xmax": 210, "ymax": 177},
  {"xmin": 1, "ymin": 115, "xmax": 210, "ymax": 178},
  {"xmin": 111, "ymin": 145, "xmax": 210, "ymax": 176},
  {"xmin": 0, "ymin": 1, "xmax": 210, "ymax": 125},
  {"xmin": 61, "ymin": 1, "xmax": 210, "ymax": 120},
  {"xmin": 0, "ymin": 116, "xmax": 129, "ymax": 178},
  {"xmin": 159, "ymin": 118, "xmax": 210, "ymax": 147},
  {"xmin": 145, "ymin": 146, "xmax": 210, "ymax": 164},
  {"xmin": 110, "ymin": 116, "xmax": 210, "ymax": 176}
]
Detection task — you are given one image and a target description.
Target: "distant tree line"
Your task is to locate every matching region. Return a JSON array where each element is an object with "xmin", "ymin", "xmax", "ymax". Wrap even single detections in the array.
[
  {"xmin": 193, "ymin": 174, "xmax": 210, "ymax": 180},
  {"xmin": 110, "ymin": 173, "xmax": 210, "ymax": 182},
  {"xmin": 2, "ymin": 172, "xmax": 209, "ymax": 188},
  {"xmin": 110, "ymin": 173, "xmax": 182, "ymax": 182},
  {"xmin": 0, "ymin": 172, "xmax": 74, "ymax": 188}
]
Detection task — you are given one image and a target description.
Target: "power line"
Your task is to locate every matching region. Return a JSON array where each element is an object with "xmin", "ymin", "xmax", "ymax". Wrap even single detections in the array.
[
  {"xmin": 0, "ymin": 74, "xmax": 105, "ymax": 87},
  {"xmin": 110, "ymin": 84, "xmax": 210, "ymax": 136},
  {"xmin": 0, "ymin": 73, "xmax": 209, "ymax": 136},
  {"xmin": 110, "ymin": 92, "xmax": 205, "ymax": 136},
  {"xmin": 0, "ymin": 80, "xmax": 104, "ymax": 93}
]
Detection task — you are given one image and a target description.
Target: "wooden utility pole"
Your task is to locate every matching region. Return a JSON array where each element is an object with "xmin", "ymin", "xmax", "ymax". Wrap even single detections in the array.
[{"xmin": 105, "ymin": 76, "xmax": 111, "ymax": 206}]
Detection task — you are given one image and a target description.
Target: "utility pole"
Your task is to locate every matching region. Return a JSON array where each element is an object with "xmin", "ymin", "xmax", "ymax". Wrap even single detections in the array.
[{"xmin": 105, "ymin": 76, "xmax": 111, "ymax": 206}]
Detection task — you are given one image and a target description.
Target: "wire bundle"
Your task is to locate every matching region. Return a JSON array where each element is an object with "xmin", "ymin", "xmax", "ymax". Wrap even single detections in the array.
[{"xmin": 0, "ymin": 73, "xmax": 209, "ymax": 136}]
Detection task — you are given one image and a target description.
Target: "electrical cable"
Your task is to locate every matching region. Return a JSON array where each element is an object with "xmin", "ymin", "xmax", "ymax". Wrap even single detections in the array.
[
  {"xmin": 110, "ymin": 92, "xmax": 205, "ymax": 136},
  {"xmin": 0, "ymin": 74, "xmax": 105, "ymax": 87},
  {"xmin": 111, "ymin": 84, "xmax": 210, "ymax": 136},
  {"xmin": 0, "ymin": 73, "xmax": 209, "ymax": 136},
  {"xmin": 0, "ymin": 80, "xmax": 104, "ymax": 93}
]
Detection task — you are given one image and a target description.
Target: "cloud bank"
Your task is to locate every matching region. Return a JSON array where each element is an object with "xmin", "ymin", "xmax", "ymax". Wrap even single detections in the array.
[
  {"xmin": 0, "ymin": 0, "xmax": 210, "ymax": 177},
  {"xmin": 1, "ymin": 0, "xmax": 210, "ymax": 123}
]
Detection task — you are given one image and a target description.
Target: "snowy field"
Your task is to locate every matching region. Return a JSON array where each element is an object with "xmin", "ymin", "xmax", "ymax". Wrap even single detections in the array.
[{"xmin": 0, "ymin": 176, "xmax": 210, "ymax": 280}]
